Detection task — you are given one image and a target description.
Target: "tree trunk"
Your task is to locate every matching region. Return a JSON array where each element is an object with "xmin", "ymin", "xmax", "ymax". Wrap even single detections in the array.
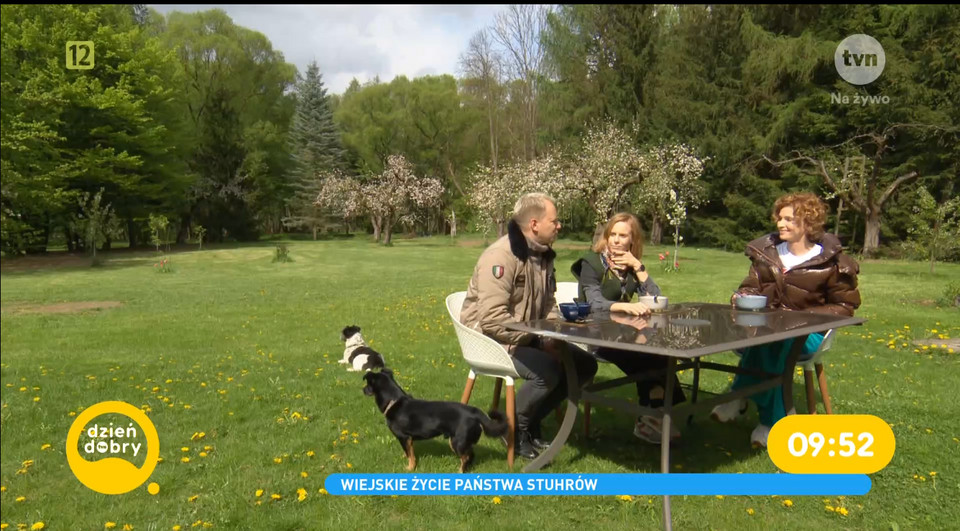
[
  {"xmin": 497, "ymin": 220, "xmax": 506, "ymax": 238},
  {"xmin": 127, "ymin": 218, "xmax": 139, "ymax": 248},
  {"xmin": 102, "ymin": 234, "xmax": 112, "ymax": 252},
  {"xmin": 835, "ymin": 198, "xmax": 844, "ymax": 236},
  {"xmin": 372, "ymin": 215, "xmax": 382, "ymax": 242},
  {"xmin": 312, "ymin": 225, "xmax": 318, "ymax": 241},
  {"xmin": 450, "ymin": 210, "xmax": 457, "ymax": 238},
  {"xmin": 382, "ymin": 223, "xmax": 393, "ymax": 245},
  {"xmin": 592, "ymin": 223, "xmax": 605, "ymax": 246},
  {"xmin": 863, "ymin": 209, "xmax": 881, "ymax": 256},
  {"xmin": 176, "ymin": 214, "xmax": 190, "ymax": 245},
  {"xmin": 651, "ymin": 217, "xmax": 663, "ymax": 245}
]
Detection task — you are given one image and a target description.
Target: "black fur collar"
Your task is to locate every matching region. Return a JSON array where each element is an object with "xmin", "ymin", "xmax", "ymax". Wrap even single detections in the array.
[{"xmin": 507, "ymin": 219, "xmax": 557, "ymax": 262}]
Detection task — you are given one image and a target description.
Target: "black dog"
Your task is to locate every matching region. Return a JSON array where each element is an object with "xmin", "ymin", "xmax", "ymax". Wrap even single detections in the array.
[
  {"xmin": 340, "ymin": 325, "xmax": 385, "ymax": 372},
  {"xmin": 362, "ymin": 369, "xmax": 508, "ymax": 472}
]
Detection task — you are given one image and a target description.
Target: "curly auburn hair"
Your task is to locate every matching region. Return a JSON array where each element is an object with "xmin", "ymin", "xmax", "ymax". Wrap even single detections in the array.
[
  {"xmin": 772, "ymin": 192, "xmax": 829, "ymax": 241},
  {"xmin": 592, "ymin": 212, "xmax": 645, "ymax": 259}
]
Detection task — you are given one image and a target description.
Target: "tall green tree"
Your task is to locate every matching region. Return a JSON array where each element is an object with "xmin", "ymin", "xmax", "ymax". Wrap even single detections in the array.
[
  {"xmin": 1, "ymin": 4, "xmax": 191, "ymax": 253},
  {"xmin": 163, "ymin": 9, "xmax": 296, "ymax": 242},
  {"xmin": 283, "ymin": 61, "xmax": 345, "ymax": 239}
]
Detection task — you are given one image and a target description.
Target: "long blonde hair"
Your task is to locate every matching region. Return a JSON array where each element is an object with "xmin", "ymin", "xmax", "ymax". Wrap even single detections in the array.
[{"xmin": 592, "ymin": 212, "xmax": 644, "ymax": 259}]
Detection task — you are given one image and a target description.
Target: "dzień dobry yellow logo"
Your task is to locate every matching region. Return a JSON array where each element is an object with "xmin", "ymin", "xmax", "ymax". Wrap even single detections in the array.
[{"xmin": 66, "ymin": 401, "xmax": 159, "ymax": 494}]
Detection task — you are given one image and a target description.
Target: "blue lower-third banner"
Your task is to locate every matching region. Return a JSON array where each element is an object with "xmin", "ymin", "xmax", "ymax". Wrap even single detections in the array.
[{"xmin": 324, "ymin": 473, "xmax": 871, "ymax": 496}]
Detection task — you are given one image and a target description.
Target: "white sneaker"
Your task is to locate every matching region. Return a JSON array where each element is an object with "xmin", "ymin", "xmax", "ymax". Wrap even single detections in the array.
[
  {"xmin": 751, "ymin": 424, "xmax": 771, "ymax": 448},
  {"xmin": 711, "ymin": 398, "xmax": 748, "ymax": 423}
]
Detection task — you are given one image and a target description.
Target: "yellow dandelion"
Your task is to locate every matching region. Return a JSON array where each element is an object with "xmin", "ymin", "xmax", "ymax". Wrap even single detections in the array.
[
  {"xmin": 181, "ymin": 447, "xmax": 190, "ymax": 452},
  {"xmin": 69, "ymin": 411, "xmax": 76, "ymax": 416},
  {"xmin": 838, "ymin": 507, "xmax": 849, "ymax": 516},
  {"xmin": 40, "ymin": 444, "xmax": 51, "ymax": 451},
  {"xmin": 273, "ymin": 457, "xmax": 282, "ymax": 464},
  {"xmin": 255, "ymin": 489, "xmax": 264, "ymax": 497},
  {"xmin": 173, "ymin": 527, "xmax": 182, "ymax": 531},
  {"xmin": 341, "ymin": 430, "xmax": 349, "ymax": 435},
  {"xmin": 0, "ymin": 486, "xmax": 5, "ymax": 492},
  {"xmin": 318, "ymin": 488, "xmax": 328, "ymax": 495},
  {"xmin": 16, "ymin": 496, "xmax": 26, "ymax": 502},
  {"xmin": 306, "ymin": 451, "xmax": 315, "ymax": 457},
  {"xmin": 202, "ymin": 524, "xmax": 213, "ymax": 529},
  {"xmin": 346, "ymin": 463, "xmax": 353, "ymax": 468},
  {"xmin": 297, "ymin": 488, "xmax": 307, "ymax": 502},
  {"xmin": 181, "ymin": 457, "xmax": 190, "ymax": 463},
  {"xmin": 300, "ymin": 471, "xmax": 308, "ymax": 478},
  {"xmin": 492, "ymin": 496, "xmax": 502, "ymax": 504},
  {"xmin": 746, "ymin": 508, "xmax": 755, "ymax": 515},
  {"xmin": 33, "ymin": 397, "xmax": 40, "ymax": 402},
  {"xmin": 184, "ymin": 405, "xmax": 191, "ymax": 409},
  {"xmin": 782, "ymin": 500, "xmax": 794, "ymax": 507},
  {"xmin": 930, "ymin": 471, "xmax": 937, "ymax": 477},
  {"xmin": 203, "ymin": 445, "xmax": 213, "ymax": 451},
  {"xmin": 105, "ymin": 523, "xmax": 117, "ymax": 529},
  {"xmin": 0, "ymin": 524, "xmax": 7, "ymax": 530},
  {"xmin": 31, "ymin": 524, "xmax": 44, "ymax": 531},
  {"xmin": 271, "ymin": 493, "xmax": 282, "ymax": 501},
  {"xmin": 123, "ymin": 526, "xmax": 133, "ymax": 531},
  {"xmin": 825, "ymin": 506, "xmax": 836, "ymax": 512},
  {"xmin": 715, "ymin": 495, "xmax": 724, "ymax": 499},
  {"xmin": 188, "ymin": 495, "xmax": 198, "ymax": 503},
  {"xmin": 192, "ymin": 521, "xmax": 202, "ymax": 528},
  {"xmin": 199, "ymin": 452, "xmax": 207, "ymax": 458},
  {"xmin": 617, "ymin": 495, "xmax": 632, "ymax": 502}
]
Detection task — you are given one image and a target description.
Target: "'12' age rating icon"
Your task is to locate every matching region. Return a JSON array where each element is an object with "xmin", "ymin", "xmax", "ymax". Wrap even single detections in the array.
[{"xmin": 66, "ymin": 41, "xmax": 95, "ymax": 70}]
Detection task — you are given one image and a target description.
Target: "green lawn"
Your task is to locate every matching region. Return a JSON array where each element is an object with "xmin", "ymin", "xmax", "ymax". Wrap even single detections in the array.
[{"xmin": 1, "ymin": 237, "xmax": 958, "ymax": 530}]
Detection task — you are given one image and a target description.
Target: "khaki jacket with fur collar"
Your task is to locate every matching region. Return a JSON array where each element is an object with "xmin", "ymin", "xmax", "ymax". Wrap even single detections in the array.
[{"xmin": 460, "ymin": 220, "xmax": 561, "ymax": 352}]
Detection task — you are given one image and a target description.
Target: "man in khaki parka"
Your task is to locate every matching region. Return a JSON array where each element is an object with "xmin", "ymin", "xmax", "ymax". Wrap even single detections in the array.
[{"xmin": 461, "ymin": 193, "xmax": 598, "ymax": 460}]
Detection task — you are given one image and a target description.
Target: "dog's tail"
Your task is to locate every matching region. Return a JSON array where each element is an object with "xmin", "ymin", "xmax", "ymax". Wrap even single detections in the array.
[{"xmin": 480, "ymin": 410, "xmax": 509, "ymax": 438}]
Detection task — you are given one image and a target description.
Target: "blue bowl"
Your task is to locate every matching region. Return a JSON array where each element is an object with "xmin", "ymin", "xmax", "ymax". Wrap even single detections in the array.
[
  {"xmin": 559, "ymin": 303, "xmax": 580, "ymax": 322},
  {"xmin": 576, "ymin": 302, "xmax": 591, "ymax": 319}
]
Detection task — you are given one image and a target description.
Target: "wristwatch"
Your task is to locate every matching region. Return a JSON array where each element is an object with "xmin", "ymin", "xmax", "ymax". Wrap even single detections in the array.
[{"xmin": 638, "ymin": 263, "xmax": 646, "ymax": 272}]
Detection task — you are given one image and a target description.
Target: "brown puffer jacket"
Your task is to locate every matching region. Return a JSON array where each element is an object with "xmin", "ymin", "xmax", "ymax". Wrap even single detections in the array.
[{"xmin": 737, "ymin": 232, "xmax": 861, "ymax": 316}]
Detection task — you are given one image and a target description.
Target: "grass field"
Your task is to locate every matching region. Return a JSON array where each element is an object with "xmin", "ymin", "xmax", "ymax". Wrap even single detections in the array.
[{"xmin": 1, "ymin": 236, "xmax": 958, "ymax": 530}]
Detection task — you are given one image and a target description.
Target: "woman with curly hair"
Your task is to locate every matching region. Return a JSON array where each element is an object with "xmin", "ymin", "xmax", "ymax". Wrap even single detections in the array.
[{"xmin": 711, "ymin": 192, "xmax": 861, "ymax": 448}]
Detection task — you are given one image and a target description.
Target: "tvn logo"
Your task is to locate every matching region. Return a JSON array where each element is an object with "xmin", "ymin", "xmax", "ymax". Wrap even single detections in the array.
[{"xmin": 834, "ymin": 34, "xmax": 885, "ymax": 85}]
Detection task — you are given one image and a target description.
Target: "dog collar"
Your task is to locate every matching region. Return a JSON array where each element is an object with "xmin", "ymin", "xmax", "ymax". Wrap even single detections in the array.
[{"xmin": 382, "ymin": 399, "xmax": 398, "ymax": 416}]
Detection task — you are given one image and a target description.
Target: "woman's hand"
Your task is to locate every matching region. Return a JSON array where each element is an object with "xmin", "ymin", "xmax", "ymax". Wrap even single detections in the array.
[
  {"xmin": 611, "ymin": 313, "xmax": 649, "ymax": 335},
  {"xmin": 611, "ymin": 301, "xmax": 651, "ymax": 316},
  {"xmin": 609, "ymin": 249, "xmax": 642, "ymax": 272}
]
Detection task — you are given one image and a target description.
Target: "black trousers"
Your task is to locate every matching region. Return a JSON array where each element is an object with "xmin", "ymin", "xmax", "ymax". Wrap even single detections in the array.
[
  {"xmin": 511, "ymin": 343, "xmax": 599, "ymax": 432},
  {"xmin": 594, "ymin": 347, "xmax": 686, "ymax": 411}
]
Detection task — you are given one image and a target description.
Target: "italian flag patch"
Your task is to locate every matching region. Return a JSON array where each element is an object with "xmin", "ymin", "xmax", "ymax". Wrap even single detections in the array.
[{"xmin": 492, "ymin": 265, "xmax": 505, "ymax": 279}]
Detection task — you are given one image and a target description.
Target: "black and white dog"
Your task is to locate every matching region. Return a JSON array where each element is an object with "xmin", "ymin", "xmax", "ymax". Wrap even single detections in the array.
[{"xmin": 340, "ymin": 325, "xmax": 385, "ymax": 372}]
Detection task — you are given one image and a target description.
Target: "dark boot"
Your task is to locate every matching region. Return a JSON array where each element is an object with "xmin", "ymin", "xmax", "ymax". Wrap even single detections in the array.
[
  {"xmin": 515, "ymin": 428, "xmax": 540, "ymax": 460},
  {"xmin": 529, "ymin": 423, "xmax": 551, "ymax": 451}
]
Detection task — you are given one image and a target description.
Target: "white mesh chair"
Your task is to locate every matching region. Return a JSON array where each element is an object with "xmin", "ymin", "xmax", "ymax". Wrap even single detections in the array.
[
  {"xmin": 446, "ymin": 292, "xmax": 519, "ymax": 469},
  {"xmin": 555, "ymin": 281, "xmax": 580, "ymax": 308},
  {"xmin": 800, "ymin": 329, "xmax": 836, "ymax": 414}
]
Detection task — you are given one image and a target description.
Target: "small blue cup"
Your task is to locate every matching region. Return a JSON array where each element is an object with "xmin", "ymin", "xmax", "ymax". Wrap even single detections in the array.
[
  {"xmin": 576, "ymin": 302, "xmax": 591, "ymax": 319},
  {"xmin": 559, "ymin": 303, "xmax": 580, "ymax": 322}
]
